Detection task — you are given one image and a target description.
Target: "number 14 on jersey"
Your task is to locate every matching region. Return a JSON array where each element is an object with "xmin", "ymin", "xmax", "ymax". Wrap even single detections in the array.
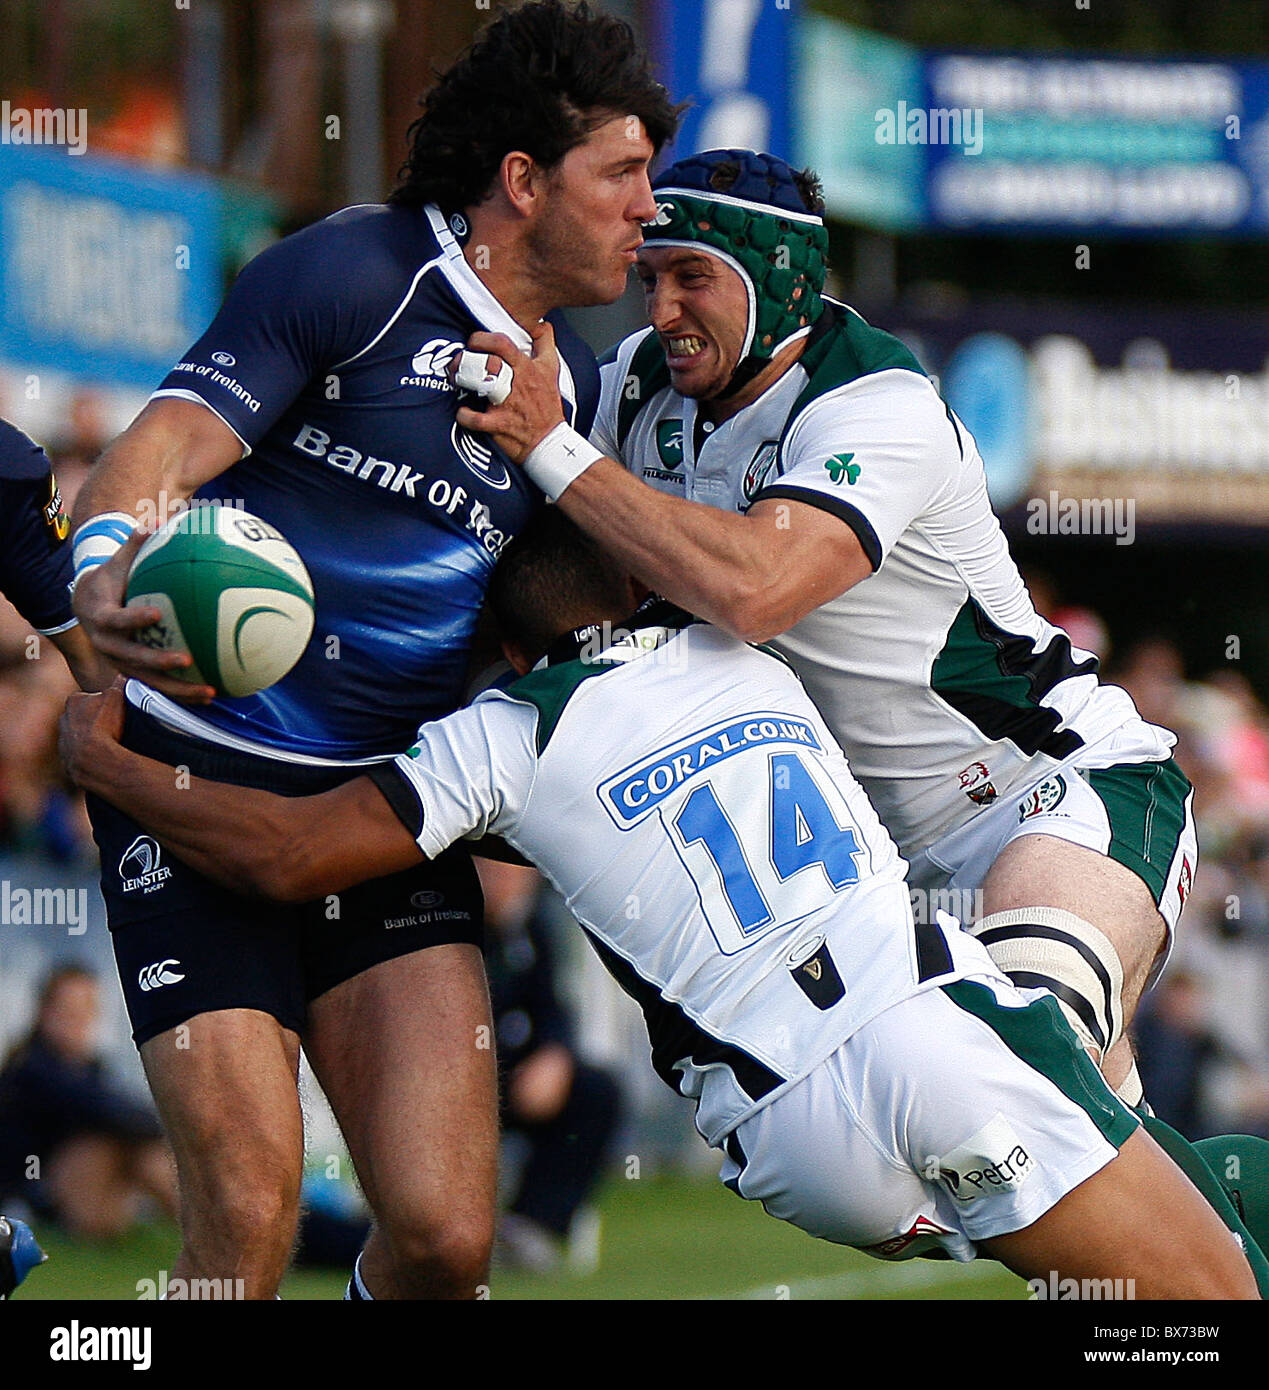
[{"xmin": 668, "ymin": 751, "xmax": 866, "ymax": 956}]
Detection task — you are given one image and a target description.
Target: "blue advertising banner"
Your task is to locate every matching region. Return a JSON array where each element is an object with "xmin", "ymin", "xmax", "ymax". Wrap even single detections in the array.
[
  {"xmin": 651, "ymin": 0, "xmax": 795, "ymax": 162},
  {"xmin": 923, "ymin": 51, "xmax": 1269, "ymax": 235},
  {"xmin": 797, "ymin": 13, "xmax": 1269, "ymax": 237},
  {"xmin": 0, "ymin": 146, "xmax": 223, "ymax": 389}
]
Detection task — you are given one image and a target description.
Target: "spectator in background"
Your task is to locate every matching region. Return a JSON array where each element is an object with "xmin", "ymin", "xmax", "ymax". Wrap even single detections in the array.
[
  {"xmin": 478, "ymin": 859, "xmax": 621, "ymax": 1274},
  {"xmin": 0, "ymin": 965, "xmax": 178, "ymax": 1239},
  {"xmin": 1133, "ymin": 970, "xmax": 1224, "ymax": 1139}
]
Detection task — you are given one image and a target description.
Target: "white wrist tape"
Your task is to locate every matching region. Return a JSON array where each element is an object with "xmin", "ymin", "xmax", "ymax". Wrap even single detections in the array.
[
  {"xmin": 522, "ymin": 423, "xmax": 604, "ymax": 502},
  {"xmin": 453, "ymin": 349, "xmax": 513, "ymax": 405},
  {"xmin": 72, "ymin": 512, "xmax": 138, "ymax": 582}
]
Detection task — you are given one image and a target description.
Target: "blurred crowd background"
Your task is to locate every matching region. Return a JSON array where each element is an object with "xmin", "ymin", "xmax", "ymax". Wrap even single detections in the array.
[{"xmin": 3, "ymin": 0, "xmax": 1269, "ymax": 1266}]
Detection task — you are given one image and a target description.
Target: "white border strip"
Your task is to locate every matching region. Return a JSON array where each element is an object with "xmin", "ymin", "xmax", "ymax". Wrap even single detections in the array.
[
  {"xmin": 149, "ymin": 389, "xmax": 252, "ymax": 458},
  {"xmin": 653, "ymin": 186, "xmax": 824, "ymax": 226}
]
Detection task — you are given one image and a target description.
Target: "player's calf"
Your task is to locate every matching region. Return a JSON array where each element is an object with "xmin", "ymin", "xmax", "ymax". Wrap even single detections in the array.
[{"xmin": 140, "ymin": 1010, "xmax": 305, "ymax": 1299}]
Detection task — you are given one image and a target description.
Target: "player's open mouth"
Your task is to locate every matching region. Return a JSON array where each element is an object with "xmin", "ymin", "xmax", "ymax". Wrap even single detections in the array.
[{"xmin": 665, "ymin": 335, "xmax": 706, "ymax": 363}]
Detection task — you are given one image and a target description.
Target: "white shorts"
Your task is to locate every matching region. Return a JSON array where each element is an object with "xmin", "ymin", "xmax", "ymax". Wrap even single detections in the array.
[
  {"xmin": 718, "ymin": 967, "xmax": 1140, "ymax": 1263},
  {"xmin": 909, "ymin": 747, "xmax": 1197, "ymax": 941}
]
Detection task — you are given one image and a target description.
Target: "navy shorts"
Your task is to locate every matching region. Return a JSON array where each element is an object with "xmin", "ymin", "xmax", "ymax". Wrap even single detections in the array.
[{"xmin": 87, "ymin": 704, "xmax": 484, "ymax": 1047}]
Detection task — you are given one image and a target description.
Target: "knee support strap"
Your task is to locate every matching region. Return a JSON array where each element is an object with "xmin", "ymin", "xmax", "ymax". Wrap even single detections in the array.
[{"xmin": 970, "ymin": 906, "xmax": 1125, "ymax": 1059}]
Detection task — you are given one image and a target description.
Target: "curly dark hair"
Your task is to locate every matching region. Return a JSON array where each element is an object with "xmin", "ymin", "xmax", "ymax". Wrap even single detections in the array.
[{"xmin": 389, "ymin": 0, "xmax": 681, "ymax": 213}]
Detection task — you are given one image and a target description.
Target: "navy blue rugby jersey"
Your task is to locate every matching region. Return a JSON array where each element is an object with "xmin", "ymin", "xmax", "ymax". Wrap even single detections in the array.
[
  {"xmin": 0, "ymin": 420, "xmax": 75, "ymax": 634},
  {"xmin": 149, "ymin": 203, "xmax": 599, "ymax": 760}
]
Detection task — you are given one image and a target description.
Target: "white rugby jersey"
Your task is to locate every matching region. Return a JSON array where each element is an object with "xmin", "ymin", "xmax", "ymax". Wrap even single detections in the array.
[
  {"xmin": 379, "ymin": 607, "xmax": 976, "ymax": 1144},
  {"xmin": 594, "ymin": 304, "xmax": 1173, "ymax": 858}
]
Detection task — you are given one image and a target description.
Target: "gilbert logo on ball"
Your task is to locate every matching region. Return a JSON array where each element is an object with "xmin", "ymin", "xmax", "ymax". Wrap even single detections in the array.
[{"xmin": 125, "ymin": 504, "xmax": 315, "ymax": 697}]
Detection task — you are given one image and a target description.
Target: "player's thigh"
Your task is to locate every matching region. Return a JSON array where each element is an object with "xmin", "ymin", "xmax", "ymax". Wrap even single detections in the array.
[
  {"xmin": 304, "ymin": 943, "xmax": 498, "ymax": 1232},
  {"xmin": 140, "ymin": 1009, "xmax": 304, "ymax": 1220},
  {"xmin": 981, "ymin": 833, "xmax": 1164, "ymax": 1005},
  {"xmin": 725, "ymin": 973, "xmax": 1140, "ymax": 1260},
  {"xmin": 980, "ymin": 1127, "xmax": 1257, "ymax": 1299}
]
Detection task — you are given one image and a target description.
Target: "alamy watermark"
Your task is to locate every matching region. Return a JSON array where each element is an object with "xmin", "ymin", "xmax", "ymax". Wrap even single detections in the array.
[
  {"xmin": 909, "ymin": 886, "xmax": 983, "ymax": 926},
  {"xmin": 875, "ymin": 101, "xmax": 984, "ymax": 156},
  {"xmin": 1026, "ymin": 492, "xmax": 1136, "ymax": 546},
  {"xmin": 136, "ymin": 1270, "xmax": 244, "ymax": 1300},
  {"xmin": 2, "ymin": 103, "xmax": 87, "ymax": 156},
  {"xmin": 1028, "ymin": 1272, "xmax": 1136, "ymax": 1300},
  {"xmin": 1, "ymin": 881, "xmax": 88, "ymax": 935},
  {"xmin": 134, "ymin": 492, "xmax": 249, "ymax": 533}
]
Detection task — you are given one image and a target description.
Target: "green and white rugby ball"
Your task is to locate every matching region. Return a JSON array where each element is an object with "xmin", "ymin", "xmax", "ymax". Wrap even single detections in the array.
[{"xmin": 125, "ymin": 504, "xmax": 315, "ymax": 698}]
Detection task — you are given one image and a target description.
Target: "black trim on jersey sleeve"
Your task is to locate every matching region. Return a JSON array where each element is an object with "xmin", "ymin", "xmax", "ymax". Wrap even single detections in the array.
[
  {"xmin": 0, "ymin": 423, "xmax": 74, "ymax": 632},
  {"xmin": 367, "ymin": 760, "xmax": 425, "ymax": 841},
  {"xmin": 750, "ymin": 483, "xmax": 883, "ymax": 572}
]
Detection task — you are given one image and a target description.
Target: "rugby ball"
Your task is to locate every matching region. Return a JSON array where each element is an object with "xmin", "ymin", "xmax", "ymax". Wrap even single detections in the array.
[{"xmin": 125, "ymin": 504, "xmax": 315, "ymax": 698}]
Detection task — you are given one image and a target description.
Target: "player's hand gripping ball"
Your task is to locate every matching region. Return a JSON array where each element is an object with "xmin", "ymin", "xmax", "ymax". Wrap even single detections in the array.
[{"xmin": 124, "ymin": 505, "xmax": 315, "ymax": 698}]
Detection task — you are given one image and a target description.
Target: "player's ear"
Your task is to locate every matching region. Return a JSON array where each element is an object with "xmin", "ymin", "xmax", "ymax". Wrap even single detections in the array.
[
  {"xmin": 499, "ymin": 151, "xmax": 542, "ymax": 219},
  {"xmin": 501, "ymin": 637, "xmax": 535, "ymax": 676}
]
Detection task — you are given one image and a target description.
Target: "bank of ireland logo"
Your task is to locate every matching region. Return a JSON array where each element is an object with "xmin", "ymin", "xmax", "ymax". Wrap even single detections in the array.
[
  {"xmin": 743, "ymin": 442, "xmax": 779, "ymax": 502},
  {"xmin": 211, "ymin": 351, "xmax": 236, "ymax": 367},
  {"xmin": 655, "ymin": 419, "xmax": 684, "ymax": 470},
  {"xmin": 1018, "ymin": 775, "xmax": 1067, "ymax": 823},
  {"xmin": 450, "ymin": 422, "xmax": 512, "ymax": 490},
  {"xmin": 118, "ymin": 836, "xmax": 173, "ymax": 894}
]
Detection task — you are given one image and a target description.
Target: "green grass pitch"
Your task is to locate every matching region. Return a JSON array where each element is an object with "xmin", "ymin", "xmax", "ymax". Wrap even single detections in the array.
[{"xmin": 18, "ymin": 1172, "xmax": 1028, "ymax": 1302}]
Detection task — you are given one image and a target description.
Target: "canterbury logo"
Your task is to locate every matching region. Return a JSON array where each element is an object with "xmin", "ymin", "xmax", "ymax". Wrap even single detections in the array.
[
  {"xmin": 138, "ymin": 959, "xmax": 185, "ymax": 992},
  {"xmin": 646, "ymin": 201, "xmax": 675, "ymax": 227},
  {"xmin": 410, "ymin": 337, "xmax": 463, "ymax": 378}
]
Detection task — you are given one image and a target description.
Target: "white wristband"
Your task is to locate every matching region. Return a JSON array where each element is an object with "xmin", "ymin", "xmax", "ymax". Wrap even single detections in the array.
[
  {"xmin": 522, "ymin": 423, "xmax": 604, "ymax": 502},
  {"xmin": 71, "ymin": 512, "xmax": 138, "ymax": 582}
]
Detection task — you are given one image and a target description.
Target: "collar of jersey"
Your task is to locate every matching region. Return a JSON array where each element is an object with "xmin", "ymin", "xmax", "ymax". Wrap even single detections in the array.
[
  {"xmin": 536, "ymin": 598, "xmax": 697, "ymax": 670},
  {"xmin": 424, "ymin": 204, "xmax": 533, "ymax": 355}
]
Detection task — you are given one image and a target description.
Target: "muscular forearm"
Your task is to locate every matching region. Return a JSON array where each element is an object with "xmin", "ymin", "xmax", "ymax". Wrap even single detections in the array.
[
  {"xmin": 71, "ymin": 399, "xmax": 240, "ymax": 531},
  {"xmin": 558, "ymin": 459, "xmax": 781, "ymax": 637},
  {"xmin": 74, "ymin": 737, "xmax": 300, "ymax": 897},
  {"xmin": 558, "ymin": 459, "xmax": 868, "ymax": 641}
]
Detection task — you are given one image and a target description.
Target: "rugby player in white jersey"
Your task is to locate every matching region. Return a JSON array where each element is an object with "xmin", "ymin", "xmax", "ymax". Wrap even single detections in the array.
[
  {"xmin": 58, "ymin": 513, "xmax": 1260, "ymax": 1296},
  {"xmin": 452, "ymin": 149, "xmax": 1191, "ymax": 1120}
]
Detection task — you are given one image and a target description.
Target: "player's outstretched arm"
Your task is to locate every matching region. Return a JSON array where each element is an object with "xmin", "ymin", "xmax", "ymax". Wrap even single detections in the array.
[
  {"xmin": 455, "ymin": 322, "xmax": 871, "ymax": 643},
  {"xmin": 58, "ymin": 689, "xmax": 424, "ymax": 901},
  {"xmin": 71, "ymin": 398, "xmax": 245, "ymax": 701}
]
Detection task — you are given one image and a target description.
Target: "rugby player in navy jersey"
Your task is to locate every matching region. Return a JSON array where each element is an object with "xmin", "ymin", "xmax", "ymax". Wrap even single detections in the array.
[
  {"xmin": 0, "ymin": 419, "xmax": 109, "ymax": 692},
  {"xmin": 68, "ymin": 1, "xmax": 678, "ymax": 1300}
]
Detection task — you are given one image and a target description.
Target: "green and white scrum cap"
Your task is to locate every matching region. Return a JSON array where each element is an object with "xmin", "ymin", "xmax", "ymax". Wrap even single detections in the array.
[{"xmin": 645, "ymin": 149, "xmax": 828, "ymax": 395}]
